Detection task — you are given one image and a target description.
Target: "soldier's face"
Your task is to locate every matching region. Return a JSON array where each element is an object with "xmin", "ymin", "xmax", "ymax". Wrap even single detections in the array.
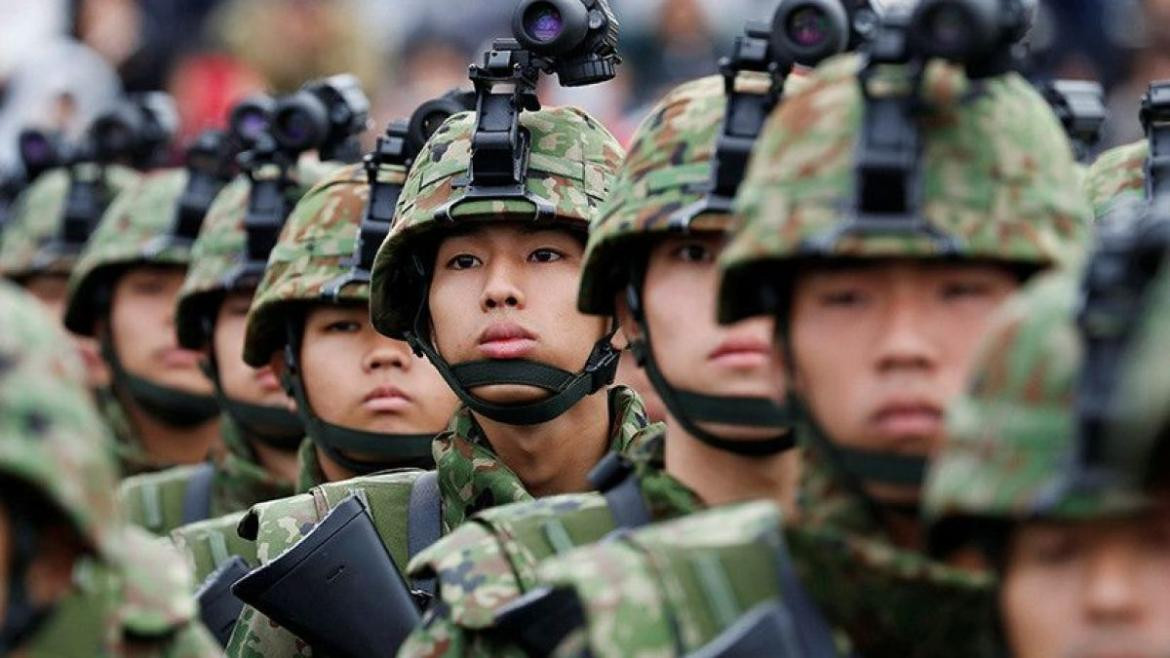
[
  {"xmin": 1001, "ymin": 511, "xmax": 1170, "ymax": 658},
  {"xmin": 788, "ymin": 261, "xmax": 1018, "ymax": 498},
  {"xmin": 428, "ymin": 224, "xmax": 610, "ymax": 405},
  {"xmin": 296, "ymin": 305, "xmax": 457, "ymax": 438},
  {"xmin": 109, "ymin": 266, "xmax": 213, "ymax": 396},
  {"xmin": 21, "ymin": 274, "xmax": 110, "ymax": 391},
  {"xmin": 212, "ymin": 290, "xmax": 294, "ymax": 410},
  {"xmin": 625, "ymin": 234, "xmax": 785, "ymax": 436}
]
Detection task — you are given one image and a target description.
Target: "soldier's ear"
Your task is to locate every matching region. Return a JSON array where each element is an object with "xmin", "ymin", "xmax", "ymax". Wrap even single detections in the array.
[{"xmin": 269, "ymin": 352, "xmax": 286, "ymax": 379}]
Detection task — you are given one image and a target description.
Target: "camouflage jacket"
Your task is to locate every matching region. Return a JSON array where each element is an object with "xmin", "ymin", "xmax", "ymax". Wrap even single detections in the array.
[
  {"xmin": 96, "ymin": 387, "xmax": 160, "ymax": 478},
  {"xmin": 294, "ymin": 437, "xmax": 328, "ymax": 493},
  {"xmin": 118, "ymin": 414, "xmax": 296, "ymax": 535},
  {"xmin": 506, "ymin": 424, "xmax": 998, "ymax": 658},
  {"xmin": 18, "ymin": 527, "xmax": 221, "ymax": 658},
  {"xmin": 788, "ymin": 436, "xmax": 999, "ymax": 658},
  {"xmin": 225, "ymin": 386, "xmax": 652, "ymax": 657},
  {"xmin": 398, "ymin": 423, "xmax": 696, "ymax": 658},
  {"xmin": 437, "ymin": 385, "xmax": 650, "ymax": 531}
]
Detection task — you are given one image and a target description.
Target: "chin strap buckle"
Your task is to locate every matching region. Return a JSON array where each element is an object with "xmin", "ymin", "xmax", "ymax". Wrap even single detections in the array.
[{"xmin": 583, "ymin": 339, "xmax": 621, "ymax": 393}]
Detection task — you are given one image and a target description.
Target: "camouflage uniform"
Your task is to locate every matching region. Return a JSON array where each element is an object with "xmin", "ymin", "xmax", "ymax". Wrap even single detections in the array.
[
  {"xmin": 0, "ymin": 166, "xmax": 142, "ymax": 471},
  {"xmin": 397, "ymin": 76, "xmax": 779, "ymax": 657},
  {"xmin": 63, "ymin": 168, "xmax": 222, "ymax": 476},
  {"xmin": 527, "ymin": 55, "xmax": 1092, "ymax": 657},
  {"xmin": 118, "ymin": 163, "xmax": 337, "ymax": 537},
  {"xmin": 0, "ymin": 281, "xmax": 220, "ymax": 657}
]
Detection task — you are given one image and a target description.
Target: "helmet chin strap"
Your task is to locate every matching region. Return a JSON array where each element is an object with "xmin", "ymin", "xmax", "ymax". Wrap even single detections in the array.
[
  {"xmin": 623, "ymin": 267, "xmax": 793, "ymax": 457},
  {"xmin": 281, "ymin": 320, "xmax": 435, "ymax": 476},
  {"xmin": 403, "ymin": 259, "xmax": 622, "ymax": 427},
  {"xmin": 0, "ymin": 507, "xmax": 53, "ymax": 653},
  {"xmin": 100, "ymin": 332, "xmax": 219, "ymax": 429},
  {"xmin": 199, "ymin": 348, "xmax": 303, "ymax": 453}
]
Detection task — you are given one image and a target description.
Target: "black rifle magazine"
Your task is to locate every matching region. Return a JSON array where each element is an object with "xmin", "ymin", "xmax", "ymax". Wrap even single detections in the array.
[{"xmin": 231, "ymin": 494, "xmax": 421, "ymax": 657}]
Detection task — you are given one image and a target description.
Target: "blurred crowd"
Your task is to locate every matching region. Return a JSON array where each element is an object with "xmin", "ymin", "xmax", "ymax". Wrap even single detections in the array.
[{"xmin": 1, "ymin": 0, "xmax": 1168, "ymax": 170}]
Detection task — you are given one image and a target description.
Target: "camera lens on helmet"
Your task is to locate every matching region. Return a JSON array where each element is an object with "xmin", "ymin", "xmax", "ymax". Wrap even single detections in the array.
[
  {"xmin": 787, "ymin": 7, "xmax": 830, "ymax": 48},
  {"xmin": 771, "ymin": 0, "xmax": 849, "ymax": 67},
  {"xmin": 524, "ymin": 4, "xmax": 564, "ymax": 43},
  {"xmin": 272, "ymin": 91, "xmax": 329, "ymax": 153},
  {"xmin": 909, "ymin": 0, "xmax": 999, "ymax": 64},
  {"xmin": 513, "ymin": 0, "xmax": 589, "ymax": 55}
]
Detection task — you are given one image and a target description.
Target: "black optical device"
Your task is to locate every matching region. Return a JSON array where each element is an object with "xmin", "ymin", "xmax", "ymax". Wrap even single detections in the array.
[
  {"xmin": 1073, "ymin": 81, "xmax": 1170, "ymax": 489},
  {"xmin": 769, "ymin": 0, "xmax": 882, "ymax": 68},
  {"xmin": 271, "ymin": 74, "xmax": 370, "ymax": 163},
  {"xmin": 231, "ymin": 495, "xmax": 420, "ymax": 658},
  {"xmin": 406, "ymin": 88, "xmax": 476, "ymax": 156},
  {"xmin": 435, "ymin": 0, "xmax": 621, "ymax": 221},
  {"xmin": 89, "ymin": 92, "xmax": 179, "ymax": 170},
  {"xmin": 907, "ymin": 0, "xmax": 1034, "ymax": 77},
  {"xmin": 511, "ymin": 0, "xmax": 621, "ymax": 87},
  {"xmin": 228, "ymin": 94, "xmax": 277, "ymax": 151},
  {"xmin": 17, "ymin": 129, "xmax": 70, "ymax": 183}
]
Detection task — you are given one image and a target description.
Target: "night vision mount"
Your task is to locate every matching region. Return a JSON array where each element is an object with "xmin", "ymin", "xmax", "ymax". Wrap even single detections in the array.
[
  {"xmin": 1072, "ymin": 81, "xmax": 1170, "ymax": 492},
  {"xmin": 803, "ymin": 0, "xmax": 1032, "ymax": 255},
  {"xmin": 1040, "ymin": 79, "xmax": 1106, "ymax": 164},
  {"xmin": 437, "ymin": 0, "xmax": 620, "ymax": 222},
  {"xmin": 227, "ymin": 78, "xmax": 371, "ymax": 289}
]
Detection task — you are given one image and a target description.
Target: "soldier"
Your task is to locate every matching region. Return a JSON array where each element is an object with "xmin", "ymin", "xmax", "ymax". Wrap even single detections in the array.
[
  {"xmin": 923, "ymin": 273, "xmax": 1170, "ymax": 658},
  {"xmin": 63, "ymin": 169, "xmax": 223, "ymax": 475},
  {"xmin": 395, "ymin": 69, "xmax": 802, "ymax": 657},
  {"xmin": 0, "ymin": 166, "xmax": 139, "ymax": 447},
  {"xmin": 524, "ymin": 49, "xmax": 1091, "ymax": 657},
  {"xmin": 0, "ymin": 281, "xmax": 221, "ymax": 657},
  {"xmin": 221, "ymin": 158, "xmax": 462, "ymax": 656},
  {"xmin": 117, "ymin": 164, "xmax": 337, "ymax": 537}
]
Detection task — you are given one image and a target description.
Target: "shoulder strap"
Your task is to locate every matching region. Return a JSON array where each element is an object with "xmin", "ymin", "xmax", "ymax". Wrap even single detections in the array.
[
  {"xmin": 773, "ymin": 534, "xmax": 840, "ymax": 658},
  {"xmin": 407, "ymin": 470, "xmax": 442, "ymax": 596},
  {"xmin": 589, "ymin": 452, "xmax": 652, "ymax": 530},
  {"xmin": 181, "ymin": 463, "xmax": 217, "ymax": 526}
]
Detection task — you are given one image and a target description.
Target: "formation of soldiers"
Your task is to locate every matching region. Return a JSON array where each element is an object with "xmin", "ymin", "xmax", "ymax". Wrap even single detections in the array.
[{"xmin": 1, "ymin": 0, "xmax": 1169, "ymax": 656}]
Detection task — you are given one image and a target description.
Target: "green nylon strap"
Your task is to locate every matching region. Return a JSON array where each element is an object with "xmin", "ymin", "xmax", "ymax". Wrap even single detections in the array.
[
  {"xmin": 281, "ymin": 320, "xmax": 435, "ymax": 475},
  {"xmin": 100, "ymin": 332, "xmax": 220, "ymax": 428}
]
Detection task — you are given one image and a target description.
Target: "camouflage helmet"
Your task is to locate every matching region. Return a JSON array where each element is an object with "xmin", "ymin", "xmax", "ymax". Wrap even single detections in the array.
[
  {"xmin": 369, "ymin": 105, "xmax": 625, "ymax": 340},
  {"xmin": 63, "ymin": 168, "xmax": 193, "ymax": 336},
  {"xmin": 0, "ymin": 281, "xmax": 122, "ymax": 562},
  {"xmin": 578, "ymin": 75, "xmax": 740, "ymax": 315},
  {"xmin": 718, "ymin": 55, "xmax": 1091, "ymax": 324},
  {"xmin": 1084, "ymin": 139, "xmax": 1147, "ymax": 220},
  {"xmin": 0, "ymin": 166, "xmax": 140, "ymax": 281},
  {"xmin": 175, "ymin": 161, "xmax": 340, "ymax": 351},
  {"xmin": 242, "ymin": 162, "xmax": 389, "ymax": 368},
  {"xmin": 923, "ymin": 273, "xmax": 1148, "ymax": 556}
]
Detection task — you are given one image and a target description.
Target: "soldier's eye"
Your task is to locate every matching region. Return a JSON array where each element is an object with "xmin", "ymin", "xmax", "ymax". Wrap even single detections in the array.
[
  {"xmin": 324, "ymin": 321, "xmax": 362, "ymax": 333},
  {"xmin": 528, "ymin": 248, "xmax": 564, "ymax": 263},
  {"xmin": 818, "ymin": 290, "xmax": 865, "ymax": 307},
  {"xmin": 671, "ymin": 243, "xmax": 713, "ymax": 263},
  {"xmin": 940, "ymin": 281, "xmax": 992, "ymax": 301},
  {"xmin": 446, "ymin": 254, "xmax": 481, "ymax": 270}
]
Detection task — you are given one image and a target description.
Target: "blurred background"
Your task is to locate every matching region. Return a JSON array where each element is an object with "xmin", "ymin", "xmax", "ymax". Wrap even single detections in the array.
[{"xmin": 0, "ymin": 0, "xmax": 1165, "ymax": 171}]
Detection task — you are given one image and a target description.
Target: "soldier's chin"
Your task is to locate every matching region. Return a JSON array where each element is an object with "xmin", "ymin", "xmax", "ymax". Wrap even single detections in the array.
[{"xmin": 468, "ymin": 384, "xmax": 553, "ymax": 406}]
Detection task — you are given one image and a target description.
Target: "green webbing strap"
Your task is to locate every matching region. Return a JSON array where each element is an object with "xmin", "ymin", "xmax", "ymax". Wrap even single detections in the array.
[
  {"xmin": 835, "ymin": 448, "xmax": 928, "ymax": 488},
  {"xmin": 281, "ymin": 320, "xmax": 436, "ymax": 475},
  {"xmin": 100, "ymin": 332, "xmax": 220, "ymax": 428},
  {"xmin": 181, "ymin": 462, "xmax": 217, "ymax": 526},
  {"xmin": 625, "ymin": 271, "xmax": 794, "ymax": 457}
]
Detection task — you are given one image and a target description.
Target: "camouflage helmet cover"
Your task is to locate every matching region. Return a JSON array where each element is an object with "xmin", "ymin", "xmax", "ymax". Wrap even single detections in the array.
[
  {"xmin": 0, "ymin": 282, "xmax": 122, "ymax": 562},
  {"xmin": 63, "ymin": 168, "xmax": 192, "ymax": 336},
  {"xmin": 175, "ymin": 160, "xmax": 341, "ymax": 350},
  {"xmin": 369, "ymin": 105, "xmax": 625, "ymax": 339},
  {"xmin": 718, "ymin": 55, "xmax": 1091, "ymax": 324},
  {"xmin": 923, "ymin": 273, "xmax": 1148, "ymax": 552},
  {"xmin": 242, "ymin": 162, "xmax": 396, "ymax": 367},
  {"xmin": 0, "ymin": 166, "xmax": 140, "ymax": 280},
  {"xmin": 578, "ymin": 75, "xmax": 741, "ymax": 316}
]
